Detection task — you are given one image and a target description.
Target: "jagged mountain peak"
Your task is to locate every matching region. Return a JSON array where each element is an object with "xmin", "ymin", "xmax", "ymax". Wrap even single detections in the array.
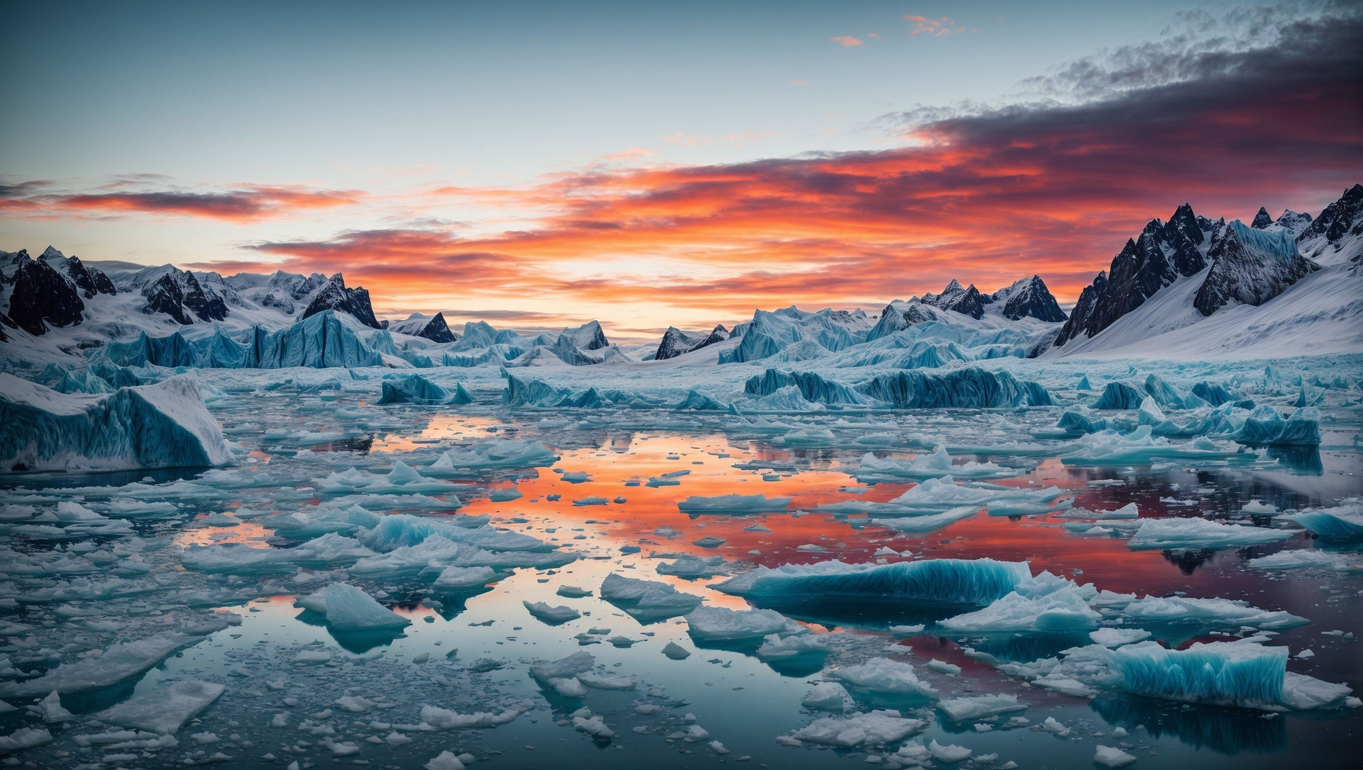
[
  {"xmin": 300, "ymin": 272, "xmax": 381, "ymax": 329},
  {"xmin": 1251, "ymin": 207, "xmax": 1274, "ymax": 229}
]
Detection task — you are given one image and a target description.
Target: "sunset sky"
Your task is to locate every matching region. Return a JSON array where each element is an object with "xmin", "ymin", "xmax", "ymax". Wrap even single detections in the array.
[{"xmin": 2, "ymin": 0, "xmax": 1360, "ymax": 336}]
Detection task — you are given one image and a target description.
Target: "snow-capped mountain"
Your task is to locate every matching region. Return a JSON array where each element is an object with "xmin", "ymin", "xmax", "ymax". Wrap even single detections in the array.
[
  {"xmin": 654, "ymin": 324, "xmax": 730, "ymax": 360},
  {"xmin": 1051, "ymin": 184, "xmax": 1363, "ymax": 358},
  {"xmin": 388, "ymin": 312, "xmax": 458, "ymax": 343}
]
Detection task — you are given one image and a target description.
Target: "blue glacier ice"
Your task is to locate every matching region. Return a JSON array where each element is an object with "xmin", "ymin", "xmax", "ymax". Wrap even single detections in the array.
[
  {"xmin": 94, "ymin": 311, "xmax": 385, "ymax": 369},
  {"xmin": 675, "ymin": 390, "xmax": 729, "ymax": 411},
  {"xmin": 859, "ymin": 368, "xmax": 1051, "ymax": 409},
  {"xmin": 1092, "ymin": 382, "xmax": 1145, "ymax": 410},
  {"xmin": 713, "ymin": 558, "xmax": 1033, "ymax": 606},
  {"xmin": 1105, "ymin": 640, "xmax": 1289, "ymax": 709},
  {"xmin": 355, "ymin": 512, "xmax": 547, "ymax": 552},
  {"xmin": 744, "ymin": 369, "xmax": 868, "ymax": 406},
  {"xmin": 0, "ymin": 373, "xmax": 232, "ymax": 472},
  {"xmin": 1286, "ymin": 502, "xmax": 1363, "ymax": 541},
  {"xmin": 377, "ymin": 374, "xmax": 473, "ymax": 405},
  {"xmin": 1233, "ymin": 406, "xmax": 1321, "ymax": 446}
]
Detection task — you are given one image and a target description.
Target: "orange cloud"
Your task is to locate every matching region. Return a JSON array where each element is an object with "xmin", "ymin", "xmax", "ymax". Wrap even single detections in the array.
[
  {"xmin": 830, "ymin": 36, "xmax": 863, "ymax": 47},
  {"xmin": 904, "ymin": 15, "xmax": 969, "ymax": 37},
  {"xmin": 0, "ymin": 184, "xmax": 363, "ymax": 223}
]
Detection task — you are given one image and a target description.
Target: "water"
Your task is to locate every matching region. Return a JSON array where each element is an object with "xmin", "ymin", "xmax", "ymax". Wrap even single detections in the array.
[{"xmin": 2, "ymin": 376, "xmax": 1361, "ymax": 769}]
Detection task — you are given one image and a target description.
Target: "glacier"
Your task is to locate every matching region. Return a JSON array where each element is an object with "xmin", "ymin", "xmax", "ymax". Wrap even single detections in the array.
[{"xmin": 0, "ymin": 373, "xmax": 232, "ymax": 472}]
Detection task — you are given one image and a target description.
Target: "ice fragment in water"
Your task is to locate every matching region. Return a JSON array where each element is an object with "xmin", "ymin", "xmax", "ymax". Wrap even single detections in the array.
[
  {"xmin": 317, "ymin": 582, "xmax": 411, "ymax": 631},
  {"xmin": 937, "ymin": 694, "xmax": 1026, "ymax": 722},
  {"xmin": 1094, "ymin": 745, "xmax": 1138, "ymax": 768},
  {"xmin": 1127, "ymin": 517, "xmax": 1293, "ymax": 550},
  {"xmin": 684, "ymin": 606, "xmax": 805, "ymax": 642},
  {"xmin": 98, "ymin": 680, "xmax": 225, "ymax": 734},
  {"xmin": 523, "ymin": 601, "xmax": 581, "ymax": 624},
  {"xmin": 801, "ymin": 682, "xmax": 850, "ymax": 712},
  {"xmin": 0, "ymin": 633, "xmax": 205, "ymax": 698},
  {"xmin": 714, "ymin": 558, "xmax": 1032, "ymax": 605},
  {"xmin": 677, "ymin": 494, "xmax": 791, "ymax": 513},
  {"xmin": 788, "ymin": 711, "xmax": 926, "ymax": 746},
  {"xmin": 826, "ymin": 658, "xmax": 936, "ymax": 696},
  {"xmin": 1287, "ymin": 502, "xmax": 1363, "ymax": 541}
]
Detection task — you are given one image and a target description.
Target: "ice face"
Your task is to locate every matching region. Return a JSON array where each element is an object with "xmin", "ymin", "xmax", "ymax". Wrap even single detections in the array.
[
  {"xmin": 317, "ymin": 582, "xmax": 411, "ymax": 631},
  {"xmin": 1286, "ymin": 502, "xmax": 1363, "ymax": 541},
  {"xmin": 937, "ymin": 585, "xmax": 1101, "ymax": 634},
  {"xmin": 714, "ymin": 558, "xmax": 1032, "ymax": 606},
  {"xmin": 1106, "ymin": 640, "xmax": 1289, "ymax": 709},
  {"xmin": 0, "ymin": 373, "xmax": 232, "ymax": 472},
  {"xmin": 683, "ymin": 605, "xmax": 805, "ymax": 642}
]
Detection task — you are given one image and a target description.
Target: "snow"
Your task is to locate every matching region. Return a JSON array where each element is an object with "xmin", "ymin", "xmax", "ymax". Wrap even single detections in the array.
[
  {"xmin": 1094, "ymin": 745, "xmax": 1138, "ymax": 767},
  {"xmin": 0, "ymin": 373, "xmax": 232, "ymax": 472}
]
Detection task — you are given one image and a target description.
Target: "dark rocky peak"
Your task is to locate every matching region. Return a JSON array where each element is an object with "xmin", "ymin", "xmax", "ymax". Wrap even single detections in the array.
[
  {"xmin": 142, "ymin": 273, "xmax": 194, "ymax": 324},
  {"xmin": 992, "ymin": 275, "xmax": 1067, "ymax": 322},
  {"xmin": 301, "ymin": 273, "xmax": 381, "ymax": 329},
  {"xmin": 390, "ymin": 312, "xmax": 458, "ymax": 343},
  {"xmin": 1166, "ymin": 203, "xmax": 1205, "ymax": 246},
  {"xmin": 63, "ymin": 256, "xmax": 117, "ymax": 299},
  {"xmin": 655, "ymin": 323, "xmax": 730, "ymax": 360},
  {"xmin": 178, "ymin": 270, "xmax": 229, "ymax": 321},
  {"xmin": 0, "ymin": 249, "xmax": 28, "ymax": 283},
  {"xmin": 1193, "ymin": 220, "xmax": 1317, "ymax": 316},
  {"xmin": 140, "ymin": 268, "xmax": 229, "ymax": 324},
  {"xmin": 1054, "ymin": 270, "xmax": 1107, "ymax": 346},
  {"xmin": 1251, "ymin": 207, "xmax": 1274, "ymax": 229},
  {"xmin": 921, "ymin": 279, "xmax": 990, "ymax": 319},
  {"xmin": 1300, "ymin": 183, "xmax": 1363, "ymax": 245},
  {"xmin": 6, "ymin": 252, "xmax": 85, "ymax": 335}
]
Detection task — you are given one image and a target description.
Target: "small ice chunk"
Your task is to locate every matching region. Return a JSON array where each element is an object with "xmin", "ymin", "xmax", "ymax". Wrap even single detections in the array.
[
  {"xmin": 928, "ymin": 739, "xmax": 972, "ymax": 763},
  {"xmin": 1089, "ymin": 627, "xmax": 1152, "ymax": 647},
  {"xmin": 424, "ymin": 750, "xmax": 466, "ymax": 770},
  {"xmin": 523, "ymin": 601, "xmax": 581, "ymax": 624},
  {"xmin": 801, "ymin": 682, "xmax": 850, "ymax": 712},
  {"xmin": 938, "ymin": 694, "xmax": 1026, "ymax": 722},
  {"xmin": 826, "ymin": 658, "xmax": 935, "ymax": 697},
  {"xmin": 925, "ymin": 659, "xmax": 961, "ymax": 676},
  {"xmin": 1094, "ymin": 745, "xmax": 1138, "ymax": 767},
  {"xmin": 663, "ymin": 642, "xmax": 692, "ymax": 660}
]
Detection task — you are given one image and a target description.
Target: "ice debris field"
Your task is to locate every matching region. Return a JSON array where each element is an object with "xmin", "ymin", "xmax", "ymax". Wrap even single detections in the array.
[{"xmin": 0, "ymin": 351, "xmax": 1361, "ymax": 769}]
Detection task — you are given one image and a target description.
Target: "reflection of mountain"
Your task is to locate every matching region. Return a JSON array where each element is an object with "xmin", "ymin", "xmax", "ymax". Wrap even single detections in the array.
[
  {"xmin": 1091, "ymin": 696, "xmax": 1288, "ymax": 756},
  {"xmin": 1162, "ymin": 548, "xmax": 1219, "ymax": 575}
]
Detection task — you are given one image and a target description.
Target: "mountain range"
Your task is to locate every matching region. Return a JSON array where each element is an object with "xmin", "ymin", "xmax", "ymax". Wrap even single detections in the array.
[{"xmin": 1, "ymin": 184, "xmax": 1359, "ymax": 367}]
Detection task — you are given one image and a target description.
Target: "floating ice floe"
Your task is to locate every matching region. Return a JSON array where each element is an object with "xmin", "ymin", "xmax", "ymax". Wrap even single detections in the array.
[
  {"xmin": 0, "ymin": 633, "xmax": 205, "ymax": 698},
  {"xmin": 182, "ymin": 533, "xmax": 376, "ymax": 574},
  {"xmin": 859, "ymin": 367, "xmax": 1051, "ymax": 408},
  {"xmin": 97, "ymin": 680, "xmax": 225, "ymax": 735},
  {"xmin": 677, "ymin": 493, "xmax": 791, "ymax": 514},
  {"xmin": 1054, "ymin": 503, "xmax": 1140, "ymax": 520},
  {"xmin": 355, "ymin": 513, "xmax": 547, "ymax": 552},
  {"xmin": 304, "ymin": 582, "xmax": 411, "ymax": 631},
  {"xmin": 316, "ymin": 462, "xmax": 462, "ymax": 498},
  {"xmin": 1286, "ymin": 502, "xmax": 1363, "ymax": 541},
  {"xmin": 1089, "ymin": 628, "xmax": 1151, "ymax": 647},
  {"xmin": 854, "ymin": 447, "xmax": 1018, "ymax": 481},
  {"xmin": 684, "ymin": 605, "xmax": 806, "ymax": 642},
  {"xmin": 523, "ymin": 601, "xmax": 581, "ymax": 624},
  {"xmin": 755, "ymin": 633, "xmax": 831, "ymax": 659},
  {"xmin": 1126, "ymin": 518, "xmax": 1293, "ymax": 550},
  {"xmin": 801, "ymin": 682, "xmax": 851, "ymax": 712},
  {"xmin": 656, "ymin": 555, "xmax": 731, "ymax": 578},
  {"xmin": 714, "ymin": 557, "xmax": 1032, "ymax": 606},
  {"xmin": 1062, "ymin": 426, "xmax": 1249, "ymax": 466},
  {"xmin": 599, "ymin": 573, "xmax": 702, "ymax": 620},
  {"xmin": 420, "ymin": 701, "xmax": 532, "ymax": 729},
  {"xmin": 423, "ymin": 440, "xmax": 559, "ymax": 475},
  {"xmin": 0, "ymin": 374, "xmax": 232, "ymax": 472},
  {"xmin": 826, "ymin": 658, "xmax": 936, "ymax": 697},
  {"xmin": 787, "ymin": 710, "xmax": 927, "ymax": 746},
  {"xmin": 1106, "ymin": 640, "xmax": 1352, "ymax": 711},
  {"xmin": 528, "ymin": 651, "xmax": 595, "ymax": 697},
  {"xmin": 937, "ymin": 694, "xmax": 1027, "ymax": 722},
  {"xmin": 937, "ymin": 580, "xmax": 1100, "ymax": 635},
  {"xmin": 1248, "ymin": 550, "xmax": 1363, "ymax": 571},
  {"xmin": 868, "ymin": 506, "xmax": 982, "ymax": 533},
  {"xmin": 1117, "ymin": 595, "xmax": 1308, "ymax": 631},
  {"xmin": 1234, "ymin": 406, "xmax": 1322, "ymax": 446},
  {"xmin": 815, "ymin": 476, "xmax": 1066, "ymax": 517}
]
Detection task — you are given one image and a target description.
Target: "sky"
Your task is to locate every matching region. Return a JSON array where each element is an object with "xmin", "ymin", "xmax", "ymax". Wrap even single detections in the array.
[{"xmin": 2, "ymin": 0, "xmax": 1361, "ymax": 336}]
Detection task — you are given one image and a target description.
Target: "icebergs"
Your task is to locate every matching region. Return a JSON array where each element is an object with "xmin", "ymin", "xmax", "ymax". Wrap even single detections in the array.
[
  {"xmin": 744, "ymin": 369, "xmax": 869, "ymax": 406},
  {"xmin": 715, "ymin": 558, "xmax": 1032, "ymax": 606},
  {"xmin": 1287, "ymin": 503, "xmax": 1363, "ymax": 541},
  {"xmin": 801, "ymin": 682, "xmax": 851, "ymax": 711},
  {"xmin": 938, "ymin": 694, "xmax": 1026, "ymax": 722},
  {"xmin": 316, "ymin": 462, "xmax": 461, "ymax": 497},
  {"xmin": 0, "ymin": 373, "xmax": 232, "ymax": 472},
  {"xmin": 1103, "ymin": 640, "xmax": 1351, "ymax": 711},
  {"xmin": 859, "ymin": 367, "xmax": 1052, "ymax": 408},
  {"xmin": 0, "ymin": 633, "xmax": 204, "ymax": 698},
  {"xmin": 1092, "ymin": 382, "xmax": 1145, "ymax": 410},
  {"xmin": 311, "ymin": 582, "xmax": 411, "ymax": 631},
  {"xmin": 684, "ymin": 605, "xmax": 805, "ymax": 642},
  {"xmin": 826, "ymin": 658, "xmax": 936, "ymax": 697},
  {"xmin": 523, "ymin": 601, "xmax": 581, "ymax": 624},
  {"xmin": 182, "ymin": 533, "xmax": 375, "ymax": 574},
  {"xmin": 815, "ymin": 476, "xmax": 1065, "ymax": 517},
  {"xmin": 788, "ymin": 710, "xmax": 926, "ymax": 746},
  {"xmin": 355, "ymin": 513, "xmax": 546, "ymax": 553},
  {"xmin": 677, "ymin": 493, "xmax": 790, "ymax": 514},
  {"xmin": 1119, "ymin": 595, "xmax": 1308, "ymax": 630},
  {"xmin": 599, "ymin": 574, "xmax": 702, "ymax": 620},
  {"xmin": 377, "ymin": 374, "xmax": 473, "ymax": 405},
  {"xmin": 432, "ymin": 565, "xmax": 498, "ymax": 589},
  {"xmin": 1089, "ymin": 628, "xmax": 1151, "ymax": 647},
  {"xmin": 1234, "ymin": 406, "xmax": 1321, "ymax": 446},
  {"xmin": 1248, "ymin": 549, "xmax": 1362, "ymax": 571},
  {"xmin": 1062, "ymin": 426, "xmax": 1247, "ymax": 466},
  {"xmin": 97, "ymin": 680, "xmax": 225, "ymax": 734},
  {"xmin": 1127, "ymin": 518, "xmax": 1293, "ymax": 550}
]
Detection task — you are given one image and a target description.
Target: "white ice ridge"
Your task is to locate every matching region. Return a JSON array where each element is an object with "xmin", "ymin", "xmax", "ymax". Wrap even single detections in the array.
[
  {"xmin": 937, "ymin": 581, "xmax": 1100, "ymax": 634},
  {"xmin": 0, "ymin": 373, "xmax": 232, "ymax": 472},
  {"xmin": 825, "ymin": 658, "xmax": 937, "ymax": 697},
  {"xmin": 1061, "ymin": 426, "xmax": 1249, "ymax": 466},
  {"xmin": 420, "ymin": 701, "xmax": 532, "ymax": 729},
  {"xmin": 713, "ymin": 557, "xmax": 1033, "ymax": 607},
  {"xmin": 1127, "ymin": 517, "xmax": 1294, "ymax": 550},
  {"xmin": 97, "ymin": 680, "xmax": 225, "ymax": 734},
  {"xmin": 787, "ymin": 710, "xmax": 927, "ymax": 746}
]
